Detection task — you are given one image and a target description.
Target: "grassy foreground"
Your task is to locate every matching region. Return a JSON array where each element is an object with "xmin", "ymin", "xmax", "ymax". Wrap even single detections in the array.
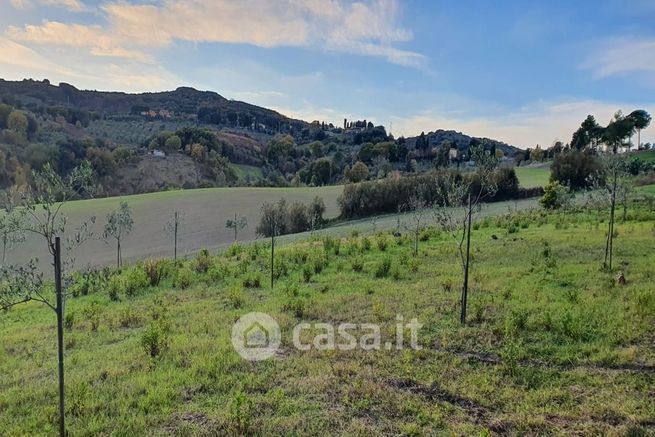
[{"xmin": 1, "ymin": 204, "xmax": 654, "ymax": 435}]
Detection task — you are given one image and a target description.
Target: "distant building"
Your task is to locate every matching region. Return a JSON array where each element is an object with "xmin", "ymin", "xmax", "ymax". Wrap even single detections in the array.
[{"xmin": 152, "ymin": 149, "xmax": 166, "ymax": 158}]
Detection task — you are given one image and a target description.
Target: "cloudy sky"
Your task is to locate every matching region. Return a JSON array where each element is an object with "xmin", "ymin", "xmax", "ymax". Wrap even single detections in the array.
[{"xmin": 1, "ymin": 0, "xmax": 654, "ymax": 147}]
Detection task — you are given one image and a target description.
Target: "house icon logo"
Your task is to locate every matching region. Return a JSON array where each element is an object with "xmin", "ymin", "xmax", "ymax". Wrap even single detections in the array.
[{"xmin": 232, "ymin": 312, "xmax": 281, "ymax": 361}]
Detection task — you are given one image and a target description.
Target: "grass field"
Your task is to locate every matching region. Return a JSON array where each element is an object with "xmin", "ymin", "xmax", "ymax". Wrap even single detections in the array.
[
  {"xmin": 514, "ymin": 164, "xmax": 551, "ymax": 188},
  {"xmin": 633, "ymin": 150, "xmax": 655, "ymax": 162},
  {"xmin": 229, "ymin": 164, "xmax": 264, "ymax": 182},
  {"xmin": 7, "ymin": 186, "xmax": 343, "ymax": 271},
  {"xmin": 7, "ymin": 172, "xmax": 546, "ymax": 271},
  {"xmin": 1, "ymin": 206, "xmax": 654, "ymax": 435}
]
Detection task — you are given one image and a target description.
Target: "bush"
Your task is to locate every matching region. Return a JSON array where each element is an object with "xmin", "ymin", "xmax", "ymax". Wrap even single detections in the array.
[
  {"xmin": 375, "ymin": 257, "xmax": 392, "ymax": 278},
  {"xmin": 351, "ymin": 256, "xmax": 364, "ymax": 272},
  {"xmin": 242, "ymin": 272, "xmax": 262, "ymax": 288},
  {"xmin": 124, "ymin": 268, "xmax": 149, "ymax": 296},
  {"xmin": 551, "ymin": 149, "xmax": 601, "ymax": 190},
  {"xmin": 227, "ymin": 285, "xmax": 245, "ymax": 309},
  {"xmin": 194, "ymin": 248, "xmax": 212, "ymax": 273},
  {"xmin": 107, "ymin": 275, "xmax": 125, "ymax": 301},
  {"xmin": 361, "ymin": 236, "xmax": 372, "ymax": 251},
  {"xmin": 302, "ymin": 264, "xmax": 312, "ymax": 282},
  {"xmin": 540, "ymin": 181, "xmax": 571, "ymax": 210},
  {"xmin": 282, "ymin": 297, "xmax": 306, "ymax": 318},
  {"xmin": 118, "ymin": 308, "xmax": 141, "ymax": 328},
  {"xmin": 143, "ymin": 259, "xmax": 164, "ymax": 286},
  {"xmin": 174, "ymin": 267, "xmax": 194, "ymax": 289},
  {"xmin": 82, "ymin": 302, "xmax": 102, "ymax": 331},
  {"xmin": 208, "ymin": 261, "xmax": 229, "ymax": 282},
  {"xmin": 376, "ymin": 234, "xmax": 389, "ymax": 251},
  {"xmin": 312, "ymin": 255, "xmax": 327, "ymax": 274},
  {"xmin": 141, "ymin": 323, "xmax": 168, "ymax": 358}
]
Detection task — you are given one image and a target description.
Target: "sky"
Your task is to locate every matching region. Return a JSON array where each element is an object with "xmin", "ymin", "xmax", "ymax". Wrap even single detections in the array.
[{"xmin": 0, "ymin": 0, "xmax": 654, "ymax": 148}]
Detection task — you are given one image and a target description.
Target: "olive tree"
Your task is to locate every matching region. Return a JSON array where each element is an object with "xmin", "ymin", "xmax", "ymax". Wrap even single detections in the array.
[
  {"xmin": 103, "ymin": 201, "xmax": 133, "ymax": 268},
  {"xmin": 226, "ymin": 213, "xmax": 248, "ymax": 241},
  {"xmin": 0, "ymin": 162, "xmax": 96, "ymax": 437},
  {"xmin": 164, "ymin": 211, "xmax": 183, "ymax": 260},
  {"xmin": 432, "ymin": 146, "xmax": 498, "ymax": 324},
  {"xmin": 0, "ymin": 188, "xmax": 25, "ymax": 264}
]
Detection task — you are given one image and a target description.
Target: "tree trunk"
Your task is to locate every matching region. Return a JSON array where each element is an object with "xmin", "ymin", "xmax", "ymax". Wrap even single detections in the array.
[
  {"xmin": 117, "ymin": 238, "xmax": 121, "ymax": 268},
  {"xmin": 604, "ymin": 170, "xmax": 617, "ymax": 269},
  {"xmin": 234, "ymin": 213, "xmax": 238, "ymax": 241},
  {"xmin": 270, "ymin": 234, "xmax": 275, "ymax": 289},
  {"xmin": 2, "ymin": 233, "xmax": 6, "ymax": 265},
  {"xmin": 174, "ymin": 212, "xmax": 178, "ymax": 261},
  {"xmin": 461, "ymin": 193, "xmax": 472, "ymax": 325},
  {"xmin": 54, "ymin": 236, "xmax": 66, "ymax": 437}
]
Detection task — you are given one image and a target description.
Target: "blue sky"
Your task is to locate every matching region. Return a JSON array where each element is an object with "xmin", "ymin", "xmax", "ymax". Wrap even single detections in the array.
[{"xmin": 0, "ymin": 0, "xmax": 653, "ymax": 147}]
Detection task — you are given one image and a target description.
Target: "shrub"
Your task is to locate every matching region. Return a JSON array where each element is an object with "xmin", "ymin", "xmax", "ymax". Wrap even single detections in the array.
[
  {"xmin": 124, "ymin": 268, "xmax": 149, "ymax": 296},
  {"xmin": 227, "ymin": 285, "xmax": 245, "ymax": 309},
  {"xmin": 351, "ymin": 256, "xmax": 364, "ymax": 272},
  {"xmin": 273, "ymin": 257, "xmax": 289, "ymax": 279},
  {"xmin": 107, "ymin": 275, "xmax": 125, "ymax": 301},
  {"xmin": 391, "ymin": 264, "xmax": 401, "ymax": 280},
  {"xmin": 540, "ymin": 181, "xmax": 571, "ymax": 210},
  {"xmin": 226, "ymin": 243, "xmax": 243, "ymax": 257},
  {"xmin": 361, "ymin": 236, "xmax": 372, "ymax": 251},
  {"xmin": 82, "ymin": 302, "xmax": 102, "ymax": 331},
  {"xmin": 282, "ymin": 297, "xmax": 306, "ymax": 318},
  {"xmin": 376, "ymin": 234, "xmax": 389, "ymax": 251},
  {"xmin": 141, "ymin": 323, "xmax": 168, "ymax": 358},
  {"xmin": 242, "ymin": 272, "xmax": 261, "ymax": 288},
  {"xmin": 302, "ymin": 264, "xmax": 313, "ymax": 282},
  {"xmin": 174, "ymin": 267, "xmax": 194, "ymax": 289},
  {"xmin": 228, "ymin": 390, "xmax": 253, "ymax": 435},
  {"xmin": 375, "ymin": 257, "xmax": 392, "ymax": 278},
  {"xmin": 312, "ymin": 255, "xmax": 327, "ymax": 274},
  {"xmin": 208, "ymin": 261, "xmax": 229, "ymax": 282},
  {"xmin": 194, "ymin": 248, "xmax": 212, "ymax": 273},
  {"xmin": 64, "ymin": 312, "xmax": 75, "ymax": 330},
  {"xmin": 143, "ymin": 259, "xmax": 164, "ymax": 286},
  {"xmin": 551, "ymin": 149, "xmax": 601, "ymax": 190},
  {"xmin": 118, "ymin": 308, "xmax": 141, "ymax": 328}
]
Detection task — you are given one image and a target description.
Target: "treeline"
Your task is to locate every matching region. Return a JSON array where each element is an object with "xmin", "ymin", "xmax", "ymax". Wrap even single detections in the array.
[
  {"xmin": 338, "ymin": 168, "xmax": 543, "ymax": 219},
  {"xmin": 256, "ymin": 197, "xmax": 326, "ymax": 237}
]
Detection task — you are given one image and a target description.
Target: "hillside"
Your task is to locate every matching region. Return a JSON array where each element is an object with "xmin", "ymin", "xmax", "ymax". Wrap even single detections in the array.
[
  {"xmin": 2, "ymin": 205, "xmax": 654, "ymax": 435},
  {"xmin": 0, "ymin": 78, "xmax": 522, "ymax": 196}
]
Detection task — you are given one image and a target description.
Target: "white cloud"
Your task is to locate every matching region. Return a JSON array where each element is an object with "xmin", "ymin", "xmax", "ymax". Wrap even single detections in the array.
[
  {"xmin": 391, "ymin": 99, "xmax": 655, "ymax": 148},
  {"xmin": 583, "ymin": 36, "xmax": 655, "ymax": 82},
  {"xmin": 7, "ymin": 21, "xmax": 149, "ymax": 60},
  {"xmin": 6, "ymin": 0, "xmax": 425, "ymax": 67},
  {"xmin": 0, "ymin": 37, "xmax": 180, "ymax": 92},
  {"xmin": 9, "ymin": 0, "xmax": 85, "ymax": 11}
]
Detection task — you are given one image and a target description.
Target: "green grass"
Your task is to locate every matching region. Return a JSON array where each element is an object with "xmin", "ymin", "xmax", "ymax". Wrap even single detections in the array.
[
  {"xmin": 636, "ymin": 184, "xmax": 655, "ymax": 195},
  {"xmin": 229, "ymin": 164, "xmax": 264, "ymax": 182},
  {"xmin": 515, "ymin": 164, "xmax": 551, "ymax": 188},
  {"xmin": 632, "ymin": 150, "xmax": 655, "ymax": 162},
  {"xmin": 2, "ymin": 205, "xmax": 654, "ymax": 435}
]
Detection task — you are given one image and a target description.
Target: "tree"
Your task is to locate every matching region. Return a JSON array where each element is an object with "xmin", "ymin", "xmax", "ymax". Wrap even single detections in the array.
[
  {"xmin": 628, "ymin": 110, "xmax": 651, "ymax": 150},
  {"xmin": 531, "ymin": 145, "xmax": 544, "ymax": 162},
  {"xmin": 7, "ymin": 111, "xmax": 28, "ymax": 137},
  {"xmin": 1, "ymin": 162, "xmax": 96, "ymax": 437},
  {"xmin": 0, "ymin": 188, "xmax": 25, "ymax": 264},
  {"xmin": 550, "ymin": 149, "xmax": 601, "ymax": 190},
  {"xmin": 163, "ymin": 135, "xmax": 182, "ymax": 153},
  {"xmin": 346, "ymin": 161, "xmax": 369, "ymax": 183},
  {"xmin": 103, "ymin": 202, "xmax": 134, "ymax": 268},
  {"xmin": 164, "ymin": 211, "xmax": 182, "ymax": 260},
  {"xmin": 267, "ymin": 134, "xmax": 295, "ymax": 164},
  {"xmin": 432, "ymin": 145, "xmax": 498, "ymax": 324},
  {"xmin": 404, "ymin": 190, "xmax": 429, "ymax": 257},
  {"xmin": 308, "ymin": 196, "xmax": 326, "ymax": 230},
  {"xmin": 257, "ymin": 200, "xmax": 286, "ymax": 288},
  {"xmin": 226, "ymin": 213, "xmax": 247, "ymax": 241},
  {"xmin": 308, "ymin": 141, "xmax": 324, "ymax": 158}
]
